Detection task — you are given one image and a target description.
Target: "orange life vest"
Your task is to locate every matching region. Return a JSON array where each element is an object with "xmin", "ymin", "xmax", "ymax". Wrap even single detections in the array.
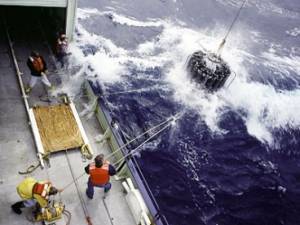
[
  {"xmin": 32, "ymin": 182, "xmax": 51, "ymax": 199},
  {"xmin": 89, "ymin": 162, "xmax": 110, "ymax": 185},
  {"xmin": 32, "ymin": 57, "xmax": 44, "ymax": 73}
]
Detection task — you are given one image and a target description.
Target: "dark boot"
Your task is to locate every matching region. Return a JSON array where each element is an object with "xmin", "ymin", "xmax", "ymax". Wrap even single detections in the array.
[
  {"xmin": 86, "ymin": 189, "xmax": 93, "ymax": 199},
  {"xmin": 11, "ymin": 201, "xmax": 25, "ymax": 215}
]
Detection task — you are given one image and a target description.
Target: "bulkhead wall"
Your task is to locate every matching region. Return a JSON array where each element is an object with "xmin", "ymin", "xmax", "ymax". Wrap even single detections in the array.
[{"xmin": 0, "ymin": 0, "xmax": 76, "ymax": 40}]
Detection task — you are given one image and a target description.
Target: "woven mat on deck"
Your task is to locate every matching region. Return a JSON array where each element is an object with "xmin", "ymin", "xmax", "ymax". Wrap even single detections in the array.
[{"xmin": 33, "ymin": 104, "xmax": 84, "ymax": 153}]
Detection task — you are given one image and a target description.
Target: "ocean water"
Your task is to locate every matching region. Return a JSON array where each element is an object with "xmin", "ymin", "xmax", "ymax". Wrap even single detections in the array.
[{"xmin": 59, "ymin": 0, "xmax": 300, "ymax": 224}]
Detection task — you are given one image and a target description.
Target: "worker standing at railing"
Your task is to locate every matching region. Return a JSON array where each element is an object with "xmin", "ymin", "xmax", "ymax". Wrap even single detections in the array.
[{"xmin": 85, "ymin": 154, "xmax": 116, "ymax": 199}]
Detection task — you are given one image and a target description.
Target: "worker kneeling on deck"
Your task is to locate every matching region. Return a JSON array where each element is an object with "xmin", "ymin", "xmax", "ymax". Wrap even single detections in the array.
[
  {"xmin": 25, "ymin": 51, "xmax": 53, "ymax": 94},
  {"xmin": 85, "ymin": 154, "xmax": 116, "ymax": 199},
  {"xmin": 11, "ymin": 177, "xmax": 60, "ymax": 215}
]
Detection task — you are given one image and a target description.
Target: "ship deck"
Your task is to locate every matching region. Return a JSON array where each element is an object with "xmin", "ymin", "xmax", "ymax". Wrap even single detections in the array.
[{"xmin": 0, "ymin": 12, "xmax": 136, "ymax": 225}]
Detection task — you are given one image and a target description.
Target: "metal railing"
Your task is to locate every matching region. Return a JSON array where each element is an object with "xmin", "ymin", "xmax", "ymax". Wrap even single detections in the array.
[{"xmin": 88, "ymin": 80, "xmax": 170, "ymax": 225}]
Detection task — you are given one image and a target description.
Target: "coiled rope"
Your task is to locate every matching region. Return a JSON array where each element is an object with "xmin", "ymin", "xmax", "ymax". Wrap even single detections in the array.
[{"xmin": 18, "ymin": 153, "xmax": 50, "ymax": 175}]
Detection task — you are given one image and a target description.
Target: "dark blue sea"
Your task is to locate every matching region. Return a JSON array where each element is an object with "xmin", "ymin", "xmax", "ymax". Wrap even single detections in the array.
[{"xmin": 65, "ymin": 0, "xmax": 300, "ymax": 224}]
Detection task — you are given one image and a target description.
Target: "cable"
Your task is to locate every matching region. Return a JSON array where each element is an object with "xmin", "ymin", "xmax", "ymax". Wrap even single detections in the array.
[
  {"xmin": 112, "ymin": 119, "xmax": 175, "ymax": 167},
  {"xmin": 102, "ymin": 198, "xmax": 114, "ymax": 225},
  {"xmin": 60, "ymin": 114, "xmax": 177, "ymax": 191},
  {"xmin": 60, "ymin": 84, "xmax": 169, "ymax": 103},
  {"xmin": 61, "ymin": 172, "xmax": 86, "ymax": 192},
  {"xmin": 217, "ymin": 0, "xmax": 247, "ymax": 55},
  {"xmin": 63, "ymin": 209, "xmax": 72, "ymax": 225},
  {"xmin": 65, "ymin": 150, "xmax": 93, "ymax": 225},
  {"xmin": 105, "ymin": 113, "xmax": 181, "ymax": 161},
  {"xmin": 102, "ymin": 84, "xmax": 168, "ymax": 96},
  {"xmin": 60, "ymin": 113, "xmax": 181, "ymax": 192}
]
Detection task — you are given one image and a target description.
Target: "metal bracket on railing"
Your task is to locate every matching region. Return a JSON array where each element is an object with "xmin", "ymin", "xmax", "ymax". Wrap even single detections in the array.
[{"xmin": 226, "ymin": 70, "xmax": 237, "ymax": 89}]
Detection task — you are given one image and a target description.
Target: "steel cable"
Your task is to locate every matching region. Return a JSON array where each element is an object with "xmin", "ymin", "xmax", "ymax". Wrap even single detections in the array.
[
  {"xmin": 217, "ymin": 0, "xmax": 247, "ymax": 55},
  {"xmin": 60, "ymin": 113, "xmax": 181, "ymax": 192}
]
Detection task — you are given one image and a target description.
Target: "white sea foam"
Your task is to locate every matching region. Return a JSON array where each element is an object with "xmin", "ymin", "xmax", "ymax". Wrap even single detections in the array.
[
  {"xmin": 67, "ymin": 8, "xmax": 300, "ymax": 146},
  {"xmin": 286, "ymin": 27, "xmax": 300, "ymax": 37},
  {"xmin": 159, "ymin": 24, "xmax": 300, "ymax": 144},
  {"xmin": 262, "ymin": 49, "xmax": 300, "ymax": 75},
  {"xmin": 77, "ymin": 8, "xmax": 100, "ymax": 19},
  {"xmin": 78, "ymin": 8, "xmax": 163, "ymax": 27}
]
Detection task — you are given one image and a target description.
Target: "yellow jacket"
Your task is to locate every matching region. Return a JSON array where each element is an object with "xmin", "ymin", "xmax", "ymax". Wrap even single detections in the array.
[{"xmin": 17, "ymin": 177, "xmax": 50, "ymax": 208}]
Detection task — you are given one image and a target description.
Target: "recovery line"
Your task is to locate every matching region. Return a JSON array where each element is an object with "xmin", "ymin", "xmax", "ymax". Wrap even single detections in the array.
[
  {"xmin": 60, "ymin": 113, "xmax": 180, "ymax": 192},
  {"xmin": 217, "ymin": 0, "xmax": 247, "ymax": 55},
  {"xmin": 65, "ymin": 150, "xmax": 92, "ymax": 225}
]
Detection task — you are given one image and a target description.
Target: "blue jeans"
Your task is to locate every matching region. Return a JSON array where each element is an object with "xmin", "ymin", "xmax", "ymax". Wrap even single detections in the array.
[
  {"xmin": 86, "ymin": 178, "xmax": 111, "ymax": 199},
  {"xmin": 23, "ymin": 199, "xmax": 37, "ymax": 207}
]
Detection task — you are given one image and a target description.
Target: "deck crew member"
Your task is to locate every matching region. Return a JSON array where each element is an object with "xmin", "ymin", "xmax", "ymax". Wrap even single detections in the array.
[
  {"xmin": 25, "ymin": 51, "xmax": 53, "ymax": 94},
  {"xmin": 55, "ymin": 32, "xmax": 69, "ymax": 68},
  {"xmin": 85, "ymin": 154, "xmax": 116, "ymax": 199},
  {"xmin": 11, "ymin": 177, "xmax": 60, "ymax": 215}
]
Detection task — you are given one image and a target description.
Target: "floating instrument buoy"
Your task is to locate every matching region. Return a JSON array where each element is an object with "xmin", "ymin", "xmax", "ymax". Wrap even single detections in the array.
[
  {"xmin": 187, "ymin": 51, "xmax": 231, "ymax": 91},
  {"xmin": 187, "ymin": 0, "xmax": 247, "ymax": 92}
]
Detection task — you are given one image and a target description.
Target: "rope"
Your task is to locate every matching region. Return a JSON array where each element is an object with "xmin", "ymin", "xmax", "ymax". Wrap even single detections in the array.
[
  {"xmin": 112, "ymin": 120, "xmax": 174, "ymax": 167},
  {"xmin": 102, "ymin": 85, "xmax": 168, "ymax": 96},
  {"xmin": 57, "ymin": 185, "xmax": 73, "ymax": 225},
  {"xmin": 63, "ymin": 84, "xmax": 168, "ymax": 103},
  {"xmin": 60, "ymin": 172, "xmax": 86, "ymax": 192},
  {"xmin": 65, "ymin": 150, "xmax": 92, "ymax": 225},
  {"xmin": 217, "ymin": 0, "xmax": 247, "ymax": 55},
  {"xmin": 102, "ymin": 197, "xmax": 114, "ymax": 225},
  {"xmin": 18, "ymin": 153, "xmax": 50, "ymax": 175},
  {"xmin": 104, "ymin": 113, "xmax": 180, "ymax": 161},
  {"xmin": 81, "ymin": 144, "xmax": 93, "ymax": 160},
  {"xmin": 60, "ymin": 113, "xmax": 180, "ymax": 192},
  {"xmin": 63, "ymin": 209, "xmax": 72, "ymax": 225}
]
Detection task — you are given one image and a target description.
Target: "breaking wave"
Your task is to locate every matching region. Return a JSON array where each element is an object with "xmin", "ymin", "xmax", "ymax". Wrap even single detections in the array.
[{"xmin": 61, "ymin": 7, "xmax": 300, "ymax": 147}]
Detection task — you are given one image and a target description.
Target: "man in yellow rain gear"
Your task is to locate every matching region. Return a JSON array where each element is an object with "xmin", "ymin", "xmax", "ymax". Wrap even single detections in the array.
[{"xmin": 11, "ymin": 177, "xmax": 60, "ymax": 215}]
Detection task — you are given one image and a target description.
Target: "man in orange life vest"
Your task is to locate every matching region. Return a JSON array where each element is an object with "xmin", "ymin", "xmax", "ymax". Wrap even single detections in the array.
[
  {"xmin": 25, "ymin": 51, "xmax": 53, "ymax": 94},
  {"xmin": 85, "ymin": 154, "xmax": 116, "ymax": 199},
  {"xmin": 11, "ymin": 177, "xmax": 60, "ymax": 215}
]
